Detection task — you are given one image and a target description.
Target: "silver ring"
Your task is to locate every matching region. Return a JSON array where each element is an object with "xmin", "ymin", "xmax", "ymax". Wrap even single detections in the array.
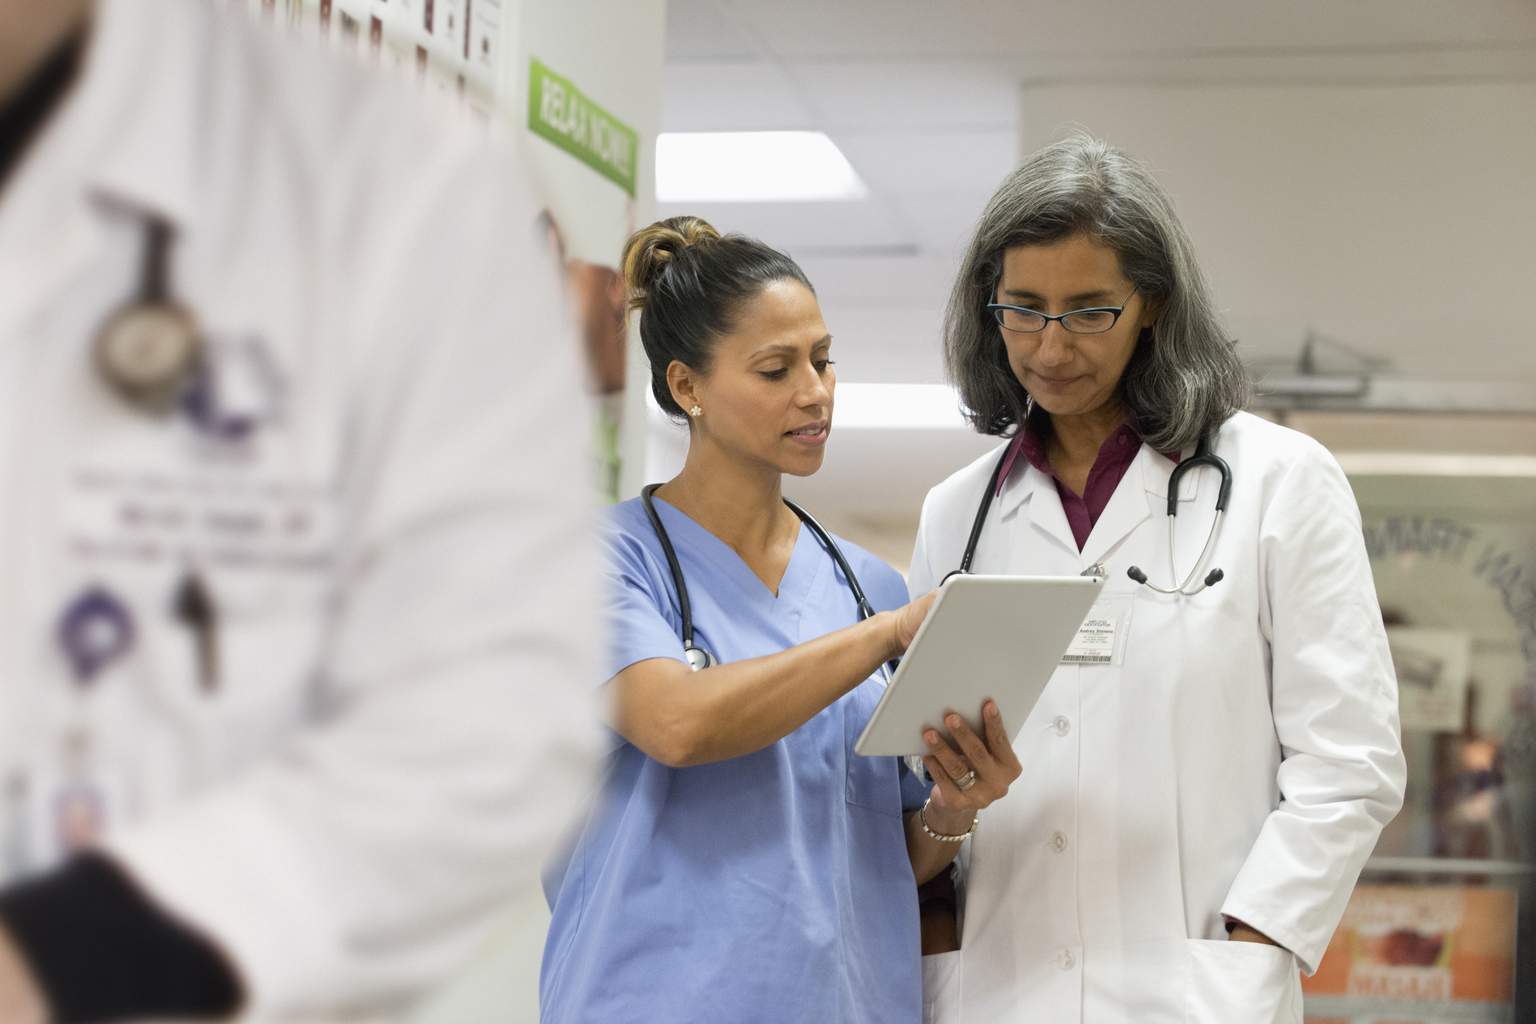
[{"xmin": 954, "ymin": 770, "xmax": 977, "ymax": 791}]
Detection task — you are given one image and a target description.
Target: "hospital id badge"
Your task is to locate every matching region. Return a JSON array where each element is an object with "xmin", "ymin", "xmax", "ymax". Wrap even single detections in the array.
[{"xmin": 1060, "ymin": 595, "xmax": 1133, "ymax": 667}]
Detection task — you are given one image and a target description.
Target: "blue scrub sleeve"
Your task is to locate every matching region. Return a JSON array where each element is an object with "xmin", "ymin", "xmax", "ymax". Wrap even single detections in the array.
[{"xmin": 601, "ymin": 531, "xmax": 690, "ymax": 683}]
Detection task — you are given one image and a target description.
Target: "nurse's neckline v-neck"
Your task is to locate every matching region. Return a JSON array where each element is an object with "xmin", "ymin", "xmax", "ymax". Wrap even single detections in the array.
[{"xmin": 646, "ymin": 495, "xmax": 820, "ymax": 606}]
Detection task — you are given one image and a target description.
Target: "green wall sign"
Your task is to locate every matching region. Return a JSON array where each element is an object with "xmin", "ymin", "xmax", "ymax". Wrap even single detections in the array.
[{"xmin": 527, "ymin": 58, "xmax": 638, "ymax": 197}]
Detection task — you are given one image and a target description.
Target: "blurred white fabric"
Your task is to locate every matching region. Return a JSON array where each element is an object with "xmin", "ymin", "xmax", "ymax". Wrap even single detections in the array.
[
  {"xmin": 0, "ymin": 0, "xmax": 603, "ymax": 1018},
  {"xmin": 404, "ymin": 881, "xmax": 550, "ymax": 1024}
]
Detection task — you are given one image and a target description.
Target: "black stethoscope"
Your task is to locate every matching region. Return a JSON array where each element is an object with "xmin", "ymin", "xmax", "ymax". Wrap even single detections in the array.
[
  {"xmin": 948, "ymin": 434, "xmax": 1232, "ymax": 596},
  {"xmin": 640, "ymin": 483, "xmax": 891, "ymax": 678}
]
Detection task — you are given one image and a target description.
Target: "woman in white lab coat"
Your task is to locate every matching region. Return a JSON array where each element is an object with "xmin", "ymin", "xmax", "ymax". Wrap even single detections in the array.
[{"xmin": 910, "ymin": 136, "xmax": 1406, "ymax": 1024}]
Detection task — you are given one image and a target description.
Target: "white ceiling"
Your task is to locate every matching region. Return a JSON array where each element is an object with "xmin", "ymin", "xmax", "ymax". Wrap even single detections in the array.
[
  {"xmin": 665, "ymin": 0, "xmax": 1536, "ymax": 61},
  {"xmin": 659, "ymin": 0, "xmax": 1536, "ymax": 385},
  {"xmin": 655, "ymin": 0, "xmax": 1536, "ymax": 514}
]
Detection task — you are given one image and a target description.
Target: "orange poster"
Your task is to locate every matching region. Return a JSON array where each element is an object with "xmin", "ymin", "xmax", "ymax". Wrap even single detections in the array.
[{"xmin": 1302, "ymin": 885, "xmax": 1516, "ymax": 1023}]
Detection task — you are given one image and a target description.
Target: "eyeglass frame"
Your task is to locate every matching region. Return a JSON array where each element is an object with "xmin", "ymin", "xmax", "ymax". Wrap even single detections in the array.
[{"xmin": 985, "ymin": 288, "xmax": 1138, "ymax": 335}]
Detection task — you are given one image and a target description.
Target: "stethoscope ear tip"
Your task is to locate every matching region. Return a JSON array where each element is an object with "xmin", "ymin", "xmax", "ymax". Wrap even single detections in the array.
[
  {"xmin": 1127, "ymin": 566, "xmax": 1149, "ymax": 585},
  {"xmin": 1203, "ymin": 568, "xmax": 1224, "ymax": 587}
]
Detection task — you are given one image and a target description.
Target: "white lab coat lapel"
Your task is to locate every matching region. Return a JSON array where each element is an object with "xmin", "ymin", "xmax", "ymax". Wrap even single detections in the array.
[
  {"xmin": 993, "ymin": 445, "xmax": 1182, "ymax": 572},
  {"xmin": 998, "ymin": 460, "xmax": 1080, "ymax": 563},
  {"xmin": 1079, "ymin": 447, "xmax": 1155, "ymax": 569}
]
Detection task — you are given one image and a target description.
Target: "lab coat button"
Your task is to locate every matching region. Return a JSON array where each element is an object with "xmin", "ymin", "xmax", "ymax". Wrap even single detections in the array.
[
  {"xmin": 1049, "ymin": 830, "xmax": 1068, "ymax": 852},
  {"xmin": 1059, "ymin": 948, "xmax": 1076, "ymax": 970},
  {"xmin": 1052, "ymin": 716, "xmax": 1070, "ymax": 736}
]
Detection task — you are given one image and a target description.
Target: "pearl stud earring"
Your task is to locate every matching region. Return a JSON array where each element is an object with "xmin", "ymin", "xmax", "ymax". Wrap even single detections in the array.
[{"xmin": 690, "ymin": 405, "xmax": 702, "ymax": 417}]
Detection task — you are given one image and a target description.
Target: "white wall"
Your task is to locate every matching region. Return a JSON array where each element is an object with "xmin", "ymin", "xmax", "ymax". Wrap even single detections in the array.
[{"xmin": 1020, "ymin": 81, "xmax": 1536, "ymax": 382}]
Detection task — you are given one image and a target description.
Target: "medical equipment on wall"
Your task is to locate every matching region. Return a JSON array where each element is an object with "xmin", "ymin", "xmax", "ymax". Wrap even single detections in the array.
[
  {"xmin": 93, "ymin": 214, "xmax": 202, "ymax": 414},
  {"xmin": 640, "ymin": 484, "xmax": 889, "ymax": 679},
  {"xmin": 948, "ymin": 434, "xmax": 1230, "ymax": 595}
]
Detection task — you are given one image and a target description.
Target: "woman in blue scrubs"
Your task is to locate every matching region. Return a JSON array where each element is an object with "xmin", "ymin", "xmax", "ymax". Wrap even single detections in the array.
[{"xmin": 540, "ymin": 217, "xmax": 1022, "ymax": 1024}]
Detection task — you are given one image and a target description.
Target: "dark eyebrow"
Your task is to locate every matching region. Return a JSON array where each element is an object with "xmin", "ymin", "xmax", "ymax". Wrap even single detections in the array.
[
  {"xmin": 1001, "ymin": 288, "xmax": 1119, "ymax": 305},
  {"xmin": 748, "ymin": 335, "xmax": 833, "ymax": 358}
]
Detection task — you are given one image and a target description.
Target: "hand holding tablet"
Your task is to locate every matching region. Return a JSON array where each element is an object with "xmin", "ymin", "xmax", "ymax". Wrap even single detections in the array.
[{"xmin": 855, "ymin": 574, "xmax": 1104, "ymax": 757}]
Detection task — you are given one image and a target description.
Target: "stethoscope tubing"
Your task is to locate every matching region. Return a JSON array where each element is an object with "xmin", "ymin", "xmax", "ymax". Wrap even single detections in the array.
[
  {"xmin": 640, "ymin": 484, "xmax": 890, "ymax": 680},
  {"xmin": 640, "ymin": 484, "xmax": 699, "ymax": 652},
  {"xmin": 953, "ymin": 433, "xmax": 1231, "ymax": 595}
]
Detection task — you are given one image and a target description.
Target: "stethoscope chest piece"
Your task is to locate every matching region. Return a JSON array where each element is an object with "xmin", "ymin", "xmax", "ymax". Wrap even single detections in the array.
[
  {"xmin": 94, "ymin": 301, "xmax": 201, "ymax": 414},
  {"xmin": 94, "ymin": 214, "xmax": 202, "ymax": 415}
]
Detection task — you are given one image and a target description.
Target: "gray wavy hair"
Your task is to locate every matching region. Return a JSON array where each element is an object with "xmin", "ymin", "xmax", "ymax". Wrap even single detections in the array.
[{"xmin": 944, "ymin": 135, "xmax": 1248, "ymax": 451}]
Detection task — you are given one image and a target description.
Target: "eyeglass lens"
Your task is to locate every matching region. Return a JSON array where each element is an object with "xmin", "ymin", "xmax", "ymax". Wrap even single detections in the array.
[{"xmin": 993, "ymin": 307, "xmax": 1119, "ymax": 334}]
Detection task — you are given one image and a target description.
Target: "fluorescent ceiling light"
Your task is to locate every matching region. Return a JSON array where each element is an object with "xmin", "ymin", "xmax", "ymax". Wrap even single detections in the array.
[{"xmin": 656, "ymin": 132, "xmax": 868, "ymax": 203}]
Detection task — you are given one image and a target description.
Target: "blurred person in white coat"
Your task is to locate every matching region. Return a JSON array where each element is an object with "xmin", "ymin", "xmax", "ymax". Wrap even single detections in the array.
[
  {"xmin": 0, "ymin": 0, "xmax": 601, "ymax": 1021},
  {"xmin": 909, "ymin": 136, "xmax": 1405, "ymax": 1024}
]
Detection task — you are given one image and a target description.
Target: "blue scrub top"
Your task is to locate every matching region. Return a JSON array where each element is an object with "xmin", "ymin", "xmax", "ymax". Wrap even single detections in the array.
[{"xmin": 541, "ymin": 496, "xmax": 930, "ymax": 1024}]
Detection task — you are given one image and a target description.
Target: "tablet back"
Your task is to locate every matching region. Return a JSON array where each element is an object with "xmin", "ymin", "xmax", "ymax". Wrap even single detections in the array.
[{"xmin": 854, "ymin": 574, "xmax": 1103, "ymax": 757}]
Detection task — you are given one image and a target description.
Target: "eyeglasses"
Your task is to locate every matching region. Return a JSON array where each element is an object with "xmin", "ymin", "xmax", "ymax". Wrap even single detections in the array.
[{"xmin": 986, "ymin": 289, "xmax": 1136, "ymax": 335}]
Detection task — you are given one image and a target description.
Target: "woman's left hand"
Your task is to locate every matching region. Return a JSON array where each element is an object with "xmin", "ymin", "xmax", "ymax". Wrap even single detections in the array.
[{"xmin": 921, "ymin": 699, "xmax": 1022, "ymax": 815}]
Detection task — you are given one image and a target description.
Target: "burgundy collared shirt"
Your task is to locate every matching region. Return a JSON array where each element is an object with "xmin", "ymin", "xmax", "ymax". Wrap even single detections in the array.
[{"xmin": 996, "ymin": 421, "xmax": 1177, "ymax": 551}]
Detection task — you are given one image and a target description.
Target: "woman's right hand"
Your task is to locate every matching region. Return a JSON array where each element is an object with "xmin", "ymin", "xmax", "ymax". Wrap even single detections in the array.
[{"xmin": 890, "ymin": 589, "xmax": 938, "ymax": 656}]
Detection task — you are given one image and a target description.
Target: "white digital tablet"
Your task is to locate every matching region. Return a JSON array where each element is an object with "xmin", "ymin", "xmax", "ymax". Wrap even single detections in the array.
[{"xmin": 854, "ymin": 574, "xmax": 1104, "ymax": 757}]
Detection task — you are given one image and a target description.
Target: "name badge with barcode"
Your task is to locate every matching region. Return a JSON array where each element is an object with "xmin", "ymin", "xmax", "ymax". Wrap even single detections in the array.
[
  {"xmin": 1062, "ymin": 618, "xmax": 1116, "ymax": 664},
  {"xmin": 1060, "ymin": 596, "xmax": 1133, "ymax": 667}
]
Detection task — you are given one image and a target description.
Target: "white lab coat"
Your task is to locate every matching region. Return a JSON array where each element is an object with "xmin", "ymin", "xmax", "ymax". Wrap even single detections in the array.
[
  {"xmin": 0, "ymin": 0, "xmax": 601, "ymax": 1019},
  {"xmin": 909, "ymin": 411, "xmax": 1405, "ymax": 1024}
]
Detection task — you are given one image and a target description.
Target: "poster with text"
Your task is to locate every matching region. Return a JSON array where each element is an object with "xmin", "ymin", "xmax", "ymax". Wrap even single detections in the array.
[{"xmin": 1302, "ymin": 885, "xmax": 1515, "ymax": 1023}]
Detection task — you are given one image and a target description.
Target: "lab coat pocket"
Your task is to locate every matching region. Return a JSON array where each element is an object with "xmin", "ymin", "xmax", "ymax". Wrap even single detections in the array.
[
  {"xmin": 921, "ymin": 950, "xmax": 962, "ymax": 1024},
  {"xmin": 1185, "ymin": 939, "xmax": 1301, "ymax": 1024}
]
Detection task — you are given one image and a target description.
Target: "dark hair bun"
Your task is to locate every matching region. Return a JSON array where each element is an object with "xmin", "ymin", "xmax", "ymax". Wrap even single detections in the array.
[
  {"xmin": 621, "ymin": 216, "xmax": 721, "ymax": 314},
  {"xmin": 619, "ymin": 216, "xmax": 813, "ymax": 420}
]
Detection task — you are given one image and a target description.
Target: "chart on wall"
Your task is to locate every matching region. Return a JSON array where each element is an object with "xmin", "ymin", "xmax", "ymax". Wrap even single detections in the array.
[
  {"xmin": 233, "ymin": 0, "xmax": 665, "ymax": 503},
  {"xmin": 250, "ymin": 0, "xmax": 504, "ymax": 108}
]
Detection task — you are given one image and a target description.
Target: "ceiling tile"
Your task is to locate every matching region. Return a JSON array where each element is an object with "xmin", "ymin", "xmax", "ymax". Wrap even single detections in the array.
[
  {"xmin": 833, "ymin": 127, "xmax": 1018, "ymax": 198},
  {"xmin": 890, "ymin": 197, "xmax": 997, "ymax": 261},
  {"xmin": 720, "ymin": 0, "xmax": 1536, "ymax": 60},
  {"xmin": 794, "ymin": 253, "xmax": 953, "ymax": 303},
  {"xmin": 787, "ymin": 61, "xmax": 1017, "ymax": 129},
  {"xmin": 664, "ymin": 0, "xmax": 758, "ymax": 60},
  {"xmin": 656, "ymin": 198, "xmax": 911, "ymax": 252},
  {"xmin": 662, "ymin": 60, "xmax": 819, "ymax": 131}
]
